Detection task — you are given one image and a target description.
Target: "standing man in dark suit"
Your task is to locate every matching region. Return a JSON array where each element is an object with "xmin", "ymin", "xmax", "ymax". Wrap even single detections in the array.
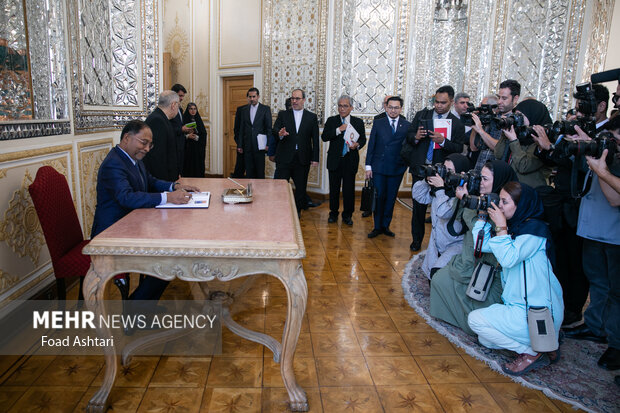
[
  {"xmin": 237, "ymin": 88, "xmax": 272, "ymax": 178},
  {"xmin": 143, "ymin": 91, "xmax": 183, "ymax": 182},
  {"xmin": 92, "ymin": 120, "xmax": 198, "ymax": 301},
  {"xmin": 401, "ymin": 85, "xmax": 466, "ymax": 251},
  {"xmin": 272, "ymin": 89, "xmax": 320, "ymax": 215},
  {"xmin": 322, "ymin": 95, "xmax": 366, "ymax": 225},
  {"xmin": 170, "ymin": 84, "xmax": 195, "ymax": 176},
  {"xmin": 232, "ymin": 95, "xmax": 251, "ymax": 178},
  {"xmin": 365, "ymin": 96, "xmax": 411, "ymax": 238}
]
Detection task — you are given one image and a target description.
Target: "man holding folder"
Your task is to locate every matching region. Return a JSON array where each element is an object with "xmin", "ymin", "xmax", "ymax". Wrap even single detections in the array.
[
  {"xmin": 238, "ymin": 87, "xmax": 273, "ymax": 178},
  {"xmin": 322, "ymin": 95, "xmax": 366, "ymax": 225}
]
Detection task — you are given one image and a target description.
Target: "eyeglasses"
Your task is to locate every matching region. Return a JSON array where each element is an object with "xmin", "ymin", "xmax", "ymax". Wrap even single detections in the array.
[
  {"xmin": 337, "ymin": 104, "xmax": 351, "ymax": 108},
  {"xmin": 290, "ymin": 97, "xmax": 303, "ymax": 101},
  {"xmin": 387, "ymin": 106, "xmax": 401, "ymax": 110},
  {"xmin": 133, "ymin": 136, "xmax": 154, "ymax": 149}
]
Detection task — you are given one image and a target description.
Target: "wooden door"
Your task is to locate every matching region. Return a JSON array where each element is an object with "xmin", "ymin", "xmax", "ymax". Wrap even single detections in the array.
[{"xmin": 223, "ymin": 76, "xmax": 254, "ymax": 177}]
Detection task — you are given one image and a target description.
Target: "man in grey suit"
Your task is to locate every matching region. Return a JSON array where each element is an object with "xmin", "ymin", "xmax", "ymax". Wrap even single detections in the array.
[{"xmin": 237, "ymin": 88, "xmax": 273, "ymax": 178}]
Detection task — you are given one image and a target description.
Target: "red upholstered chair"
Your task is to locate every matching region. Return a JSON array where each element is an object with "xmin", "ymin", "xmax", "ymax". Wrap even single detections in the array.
[{"xmin": 28, "ymin": 166, "xmax": 89, "ymax": 301}]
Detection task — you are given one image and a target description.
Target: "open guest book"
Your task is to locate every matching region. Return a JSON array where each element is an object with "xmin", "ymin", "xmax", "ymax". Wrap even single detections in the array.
[{"xmin": 155, "ymin": 191, "xmax": 211, "ymax": 208}]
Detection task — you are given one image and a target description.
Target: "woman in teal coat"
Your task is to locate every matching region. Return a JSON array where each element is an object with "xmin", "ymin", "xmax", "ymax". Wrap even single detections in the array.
[{"xmin": 468, "ymin": 182, "xmax": 564, "ymax": 375}]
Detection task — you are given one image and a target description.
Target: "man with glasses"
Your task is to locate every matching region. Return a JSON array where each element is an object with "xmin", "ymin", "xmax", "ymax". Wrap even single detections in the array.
[
  {"xmin": 401, "ymin": 85, "xmax": 466, "ymax": 251},
  {"xmin": 144, "ymin": 90, "xmax": 184, "ymax": 182},
  {"xmin": 365, "ymin": 96, "xmax": 411, "ymax": 238},
  {"xmin": 322, "ymin": 95, "xmax": 366, "ymax": 225},
  {"xmin": 92, "ymin": 120, "xmax": 199, "ymax": 301},
  {"xmin": 272, "ymin": 89, "xmax": 320, "ymax": 216}
]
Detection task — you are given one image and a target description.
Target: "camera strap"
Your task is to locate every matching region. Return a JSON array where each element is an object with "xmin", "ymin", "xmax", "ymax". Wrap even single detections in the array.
[
  {"xmin": 570, "ymin": 158, "xmax": 592, "ymax": 199},
  {"xmin": 523, "ymin": 259, "xmax": 554, "ymax": 316},
  {"xmin": 474, "ymin": 227, "xmax": 485, "ymax": 258},
  {"xmin": 447, "ymin": 199, "xmax": 468, "ymax": 237}
]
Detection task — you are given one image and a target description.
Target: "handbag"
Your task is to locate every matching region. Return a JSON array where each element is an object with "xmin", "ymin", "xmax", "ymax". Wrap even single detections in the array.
[
  {"xmin": 360, "ymin": 179, "xmax": 376, "ymax": 212},
  {"xmin": 524, "ymin": 261, "xmax": 558, "ymax": 352},
  {"xmin": 466, "ymin": 262, "xmax": 496, "ymax": 301}
]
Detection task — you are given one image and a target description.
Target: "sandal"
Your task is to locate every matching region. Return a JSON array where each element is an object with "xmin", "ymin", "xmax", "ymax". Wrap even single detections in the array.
[{"xmin": 502, "ymin": 353, "xmax": 550, "ymax": 376}]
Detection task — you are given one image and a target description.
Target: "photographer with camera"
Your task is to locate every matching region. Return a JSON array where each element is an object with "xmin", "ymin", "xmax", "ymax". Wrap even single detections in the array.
[
  {"xmin": 401, "ymin": 85, "xmax": 467, "ymax": 251},
  {"xmin": 467, "ymin": 94, "xmax": 501, "ymax": 171},
  {"xmin": 468, "ymin": 182, "xmax": 563, "ymax": 375},
  {"xmin": 412, "ymin": 154, "xmax": 470, "ymax": 279},
  {"xmin": 430, "ymin": 160, "xmax": 518, "ymax": 334},
  {"xmin": 563, "ymin": 116, "xmax": 620, "ymax": 372}
]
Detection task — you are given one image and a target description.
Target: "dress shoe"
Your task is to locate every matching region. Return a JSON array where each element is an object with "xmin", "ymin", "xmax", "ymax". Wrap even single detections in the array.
[
  {"xmin": 342, "ymin": 217, "xmax": 353, "ymax": 226},
  {"xmin": 410, "ymin": 241, "xmax": 421, "ymax": 252},
  {"xmin": 368, "ymin": 229, "xmax": 382, "ymax": 238},
  {"xmin": 562, "ymin": 323, "xmax": 607, "ymax": 343},
  {"xmin": 307, "ymin": 200, "xmax": 321, "ymax": 208},
  {"xmin": 328, "ymin": 216, "xmax": 337, "ymax": 223},
  {"xmin": 361, "ymin": 211, "xmax": 372, "ymax": 217},
  {"xmin": 598, "ymin": 347, "xmax": 620, "ymax": 371},
  {"xmin": 383, "ymin": 228, "xmax": 395, "ymax": 237},
  {"xmin": 562, "ymin": 310, "xmax": 583, "ymax": 327}
]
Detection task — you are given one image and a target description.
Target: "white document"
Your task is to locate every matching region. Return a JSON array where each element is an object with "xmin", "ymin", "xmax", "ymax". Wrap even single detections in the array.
[
  {"xmin": 156, "ymin": 191, "xmax": 211, "ymax": 209},
  {"xmin": 433, "ymin": 118, "xmax": 452, "ymax": 149},
  {"xmin": 257, "ymin": 134, "xmax": 268, "ymax": 150},
  {"xmin": 344, "ymin": 124, "xmax": 360, "ymax": 145}
]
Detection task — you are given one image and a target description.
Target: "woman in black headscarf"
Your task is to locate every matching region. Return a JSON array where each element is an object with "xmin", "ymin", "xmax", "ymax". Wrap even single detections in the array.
[
  {"xmin": 495, "ymin": 98, "xmax": 551, "ymax": 188},
  {"xmin": 468, "ymin": 182, "xmax": 563, "ymax": 375},
  {"xmin": 182, "ymin": 103, "xmax": 207, "ymax": 177},
  {"xmin": 429, "ymin": 160, "xmax": 518, "ymax": 334},
  {"xmin": 412, "ymin": 154, "xmax": 471, "ymax": 279}
]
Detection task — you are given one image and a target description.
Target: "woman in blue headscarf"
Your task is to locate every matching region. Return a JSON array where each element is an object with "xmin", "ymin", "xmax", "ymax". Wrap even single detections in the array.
[{"xmin": 468, "ymin": 182, "xmax": 564, "ymax": 375}]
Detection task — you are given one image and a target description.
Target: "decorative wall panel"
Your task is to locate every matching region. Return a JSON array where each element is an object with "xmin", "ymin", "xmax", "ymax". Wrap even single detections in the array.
[
  {"xmin": 68, "ymin": 0, "xmax": 159, "ymax": 133},
  {"xmin": 330, "ymin": 0, "xmax": 411, "ymax": 122},
  {"xmin": 581, "ymin": 0, "xmax": 615, "ymax": 82},
  {"xmin": 78, "ymin": 139, "xmax": 114, "ymax": 237},
  {"xmin": 262, "ymin": 0, "xmax": 329, "ymax": 118}
]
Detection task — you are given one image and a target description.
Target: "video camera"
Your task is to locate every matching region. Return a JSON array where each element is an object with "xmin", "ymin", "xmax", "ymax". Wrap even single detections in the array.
[
  {"xmin": 460, "ymin": 103, "xmax": 498, "ymax": 127},
  {"xmin": 415, "ymin": 164, "xmax": 482, "ymax": 195},
  {"xmin": 462, "ymin": 193, "xmax": 500, "ymax": 211}
]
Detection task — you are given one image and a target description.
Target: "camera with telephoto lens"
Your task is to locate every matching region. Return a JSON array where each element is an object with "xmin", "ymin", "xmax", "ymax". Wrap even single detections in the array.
[
  {"xmin": 461, "ymin": 103, "xmax": 498, "ymax": 127},
  {"xmin": 556, "ymin": 130, "xmax": 618, "ymax": 166},
  {"xmin": 550, "ymin": 118, "xmax": 597, "ymax": 139},
  {"xmin": 444, "ymin": 169, "xmax": 482, "ymax": 195},
  {"xmin": 415, "ymin": 163, "xmax": 448, "ymax": 179},
  {"xmin": 462, "ymin": 193, "xmax": 500, "ymax": 211},
  {"xmin": 495, "ymin": 111, "xmax": 526, "ymax": 130}
]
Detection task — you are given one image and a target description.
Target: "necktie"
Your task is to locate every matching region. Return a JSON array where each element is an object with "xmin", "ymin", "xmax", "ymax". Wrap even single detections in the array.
[
  {"xmin": 391, "ymin": 119, "xmax": 396, "ymax": 133},
  {"xmin": 342, "ymin": 118, "xmax": 349, "ymax": 156},
  {"xmin": 426, "ymin": 115, "xmax": 442, "ymax": 162},
  {"xmin": 136, "ymin": 163, "xmax": 146, "ymax": 191}
]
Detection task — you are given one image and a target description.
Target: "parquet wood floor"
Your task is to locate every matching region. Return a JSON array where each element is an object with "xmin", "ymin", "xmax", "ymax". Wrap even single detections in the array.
[{"xmin": 0, "ymin": 198, "xmax": 580, "ymax": 412}]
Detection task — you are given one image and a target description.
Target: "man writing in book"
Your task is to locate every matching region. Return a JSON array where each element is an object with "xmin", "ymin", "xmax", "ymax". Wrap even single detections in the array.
[
  {"xmin": 92, "ymin": 120, "xmax": 199, "ymax": 301},
  {"xmin": 237, "ymin": 87, "xmax": 273, "ymax": 178},
  {"xmin": 401, "ymin": 85, "xmax": 466, "ymax": 251}
]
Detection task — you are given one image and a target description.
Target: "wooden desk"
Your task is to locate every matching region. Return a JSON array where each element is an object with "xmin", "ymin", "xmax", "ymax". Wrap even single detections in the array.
[{"xmin": 83, "ymin": 178, "xmax": 308, "ymax": 412}]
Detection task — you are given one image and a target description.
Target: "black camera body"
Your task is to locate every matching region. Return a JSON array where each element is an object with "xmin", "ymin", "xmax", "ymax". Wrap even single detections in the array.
[
  {"xmin": 444, "ymin": 169, "xmax": 482, "ymax": 195},
  {"xmin": 556, "ymin": 131, "xmax": 618, "ymax": 166},
  {"xmin": 573, "ymin": 82, "xmax": 598, "ymax": 116},
  {"xmin": 461, "ymin": 103, "xmax": 497, "ymax": 127},
  {"xmin": 462, "ymin": 193, "xmax": 500, "ymax": 211},
  {"xmin": 551, "ymin": 118, "xmax": 597, "ymax": 139},
  {"xmin": 416, "ymin": 163, "xmax": 448, "ymax": 179}
]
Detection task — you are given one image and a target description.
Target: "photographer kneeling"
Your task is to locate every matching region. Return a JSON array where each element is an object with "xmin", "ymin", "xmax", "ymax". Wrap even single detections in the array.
[
  {"xmin": 412, "ymin": 154, "xmax": 470, "ymax": 279},
  {"xmin": 430, "ymin": 160, "xmax": 518, "ymax": 334},
  {"xmin": 468, "ymin": 182, "xmax": 564, "ymax": 375}
]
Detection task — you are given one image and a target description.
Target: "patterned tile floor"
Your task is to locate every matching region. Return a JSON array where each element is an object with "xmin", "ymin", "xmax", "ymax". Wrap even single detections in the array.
[{"xmin": 0, "ymin": 197, "xmax": 581, "ymax": 412}]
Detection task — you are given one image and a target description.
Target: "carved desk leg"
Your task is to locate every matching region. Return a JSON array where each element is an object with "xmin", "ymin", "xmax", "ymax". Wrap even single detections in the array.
[
  {"xmin": 278, "ymin": 260, "xmax": 309, "ymax": 412},
  {"xmin": 83, "ymin": 259, "xmax": 117, "ymax": 413}
]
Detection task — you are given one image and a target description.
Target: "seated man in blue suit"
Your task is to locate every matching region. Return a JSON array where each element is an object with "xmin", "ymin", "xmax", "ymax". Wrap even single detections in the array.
[
  {"xmin": 91, "ymin": 120, "xmax": 199, "ymax": 301},
  {"xmin": 365, "ymin": 96, "xmax": 411, "ymax": 238}
]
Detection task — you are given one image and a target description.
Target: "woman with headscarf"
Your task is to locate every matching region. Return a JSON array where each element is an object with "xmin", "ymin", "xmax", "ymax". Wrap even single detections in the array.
[
  {"xmin": 412, "ymin": 154, "xmax": 470, "ymax": 279},
  {"xmin": 430, "ymin": 160, "xmax": 518, "ymax": 334},
  {"xmin": 468, "ymin": 182, "xmax": 563, "ymax": 375},
  {"xmin": 494, "ymin": 98, "xmax": 551, "ymax": 188},
  {"xmin": 182, "ymin": 102, "xmax": 207, "ymax": 177}
]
